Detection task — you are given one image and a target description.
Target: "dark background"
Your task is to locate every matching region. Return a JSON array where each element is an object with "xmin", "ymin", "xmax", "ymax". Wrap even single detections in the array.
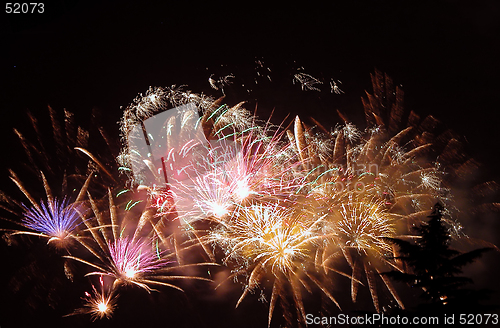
[
  {"xmin": 1, "ymin": 1, "xmax": 499, "ymax": 327},
  {"xmin": 2, "ymin": 0, "xmax": 500, "ymax": 178}
]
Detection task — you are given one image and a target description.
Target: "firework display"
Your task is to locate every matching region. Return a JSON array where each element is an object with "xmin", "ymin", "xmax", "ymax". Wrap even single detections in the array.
[{"xmin": 0, "ymin": 69, "xmax": 497, "ymax": 327}]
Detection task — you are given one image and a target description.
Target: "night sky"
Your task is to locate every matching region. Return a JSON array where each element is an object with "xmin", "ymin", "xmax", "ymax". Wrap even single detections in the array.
[{"xmin": 1, "ymin": 1, "xmax": 500, "ymax": 327}]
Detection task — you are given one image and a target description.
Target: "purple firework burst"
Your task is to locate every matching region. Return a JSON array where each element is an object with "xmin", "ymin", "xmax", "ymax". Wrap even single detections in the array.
[{"xmin": 22, "ymin": 198, "xmax": 81, "ymax": 242}]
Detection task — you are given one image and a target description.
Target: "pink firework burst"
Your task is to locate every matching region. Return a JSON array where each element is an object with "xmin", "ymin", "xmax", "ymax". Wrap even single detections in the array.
[{"xmin": 108, "ymin": 236, "xmax": 167, "ymax": 282}]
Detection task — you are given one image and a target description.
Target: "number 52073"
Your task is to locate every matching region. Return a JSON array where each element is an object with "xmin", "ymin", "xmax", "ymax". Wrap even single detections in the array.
[{"xmin": 5, "ymin": 3, "xmax": 45, "ymax": 14}]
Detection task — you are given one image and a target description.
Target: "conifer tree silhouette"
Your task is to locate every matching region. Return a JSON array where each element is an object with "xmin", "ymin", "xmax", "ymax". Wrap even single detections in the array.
[{"xmin": 385, "ymin": 203, "xmax": 492, "ymax": 313}]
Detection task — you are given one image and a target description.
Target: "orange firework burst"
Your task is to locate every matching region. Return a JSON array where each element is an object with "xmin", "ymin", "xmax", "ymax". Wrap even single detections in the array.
[
  {"xmin": 82, "ymin": 276, "xmax": 118, "ymax": 321},
  {"xmin": 209, "ymin": 202, "xmax": 343, "ymax": 326},
  {"xmin": 65, "ymin": 275, "xmax": 118, "ymax": 321}
]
